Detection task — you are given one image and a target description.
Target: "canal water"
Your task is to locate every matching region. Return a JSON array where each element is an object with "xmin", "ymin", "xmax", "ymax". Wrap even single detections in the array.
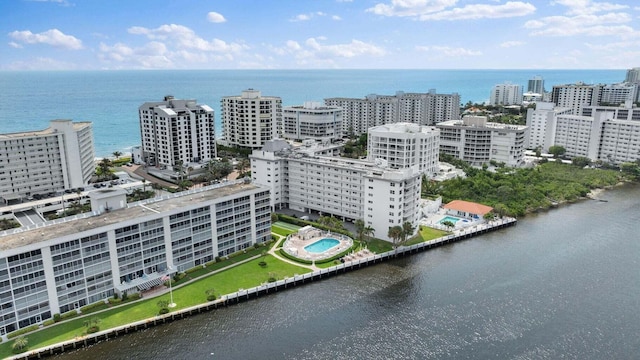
[{"xmin": 56, "ymin": 184, "xmax": 640, "ymax": 360}]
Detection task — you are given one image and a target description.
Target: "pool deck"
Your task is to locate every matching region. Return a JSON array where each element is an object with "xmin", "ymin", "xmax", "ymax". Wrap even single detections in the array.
[
  {"xmin": 422, "ymin": 209, "xmax": 483, "ymax": 231},
  {"xmin": 283, "ymin": 228, "xmax": 353, "ymax": 261}
]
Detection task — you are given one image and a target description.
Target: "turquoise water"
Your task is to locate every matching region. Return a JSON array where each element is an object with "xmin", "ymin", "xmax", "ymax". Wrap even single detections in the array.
[
  {"xmin": 304, "ymin": 238, "xmax": 340, "ymax": 254},
  {"xmin": 0, "ymin": 69, "xmax": 625, "ymax": 157},
  {"xmin": 439, "ymin": 216, "xmax": 462, "ymax": 224}
]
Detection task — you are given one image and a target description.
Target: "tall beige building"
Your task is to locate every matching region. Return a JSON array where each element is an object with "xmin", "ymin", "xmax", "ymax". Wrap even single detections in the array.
[
  {"xmin": 0, "ymin": 120, "xmax": 94, "ymax": 203},
  {"xmin": 221, "ymin": 89, "xmax": 282, "ymax": 149}
]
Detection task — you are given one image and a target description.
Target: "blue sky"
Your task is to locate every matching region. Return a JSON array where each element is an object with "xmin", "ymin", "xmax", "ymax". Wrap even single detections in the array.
[{"xmin": 1, "ymin": 0, "xmax": 639, "ymax": 70}]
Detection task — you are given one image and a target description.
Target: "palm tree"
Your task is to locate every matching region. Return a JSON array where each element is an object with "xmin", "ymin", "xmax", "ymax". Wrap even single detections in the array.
[
  {"xmin": 363, "ymin": 225, "xmax": 375, "ymax": 247},
  {"xmin": 354, "ymin": 219, "xmax": 365, "ymax": 243},
  {"xmin": 83, "ymin": 317, "xmax": 101, "ymax": 333},
  {"xmin": 112, "ymin": 151, "xmax": 122, "ymax": 160},
  {"xmin": 401, "ymin": 221, "xmax": 415, "ymax": 245},
  {"xmin": 12, "ymin": 336, "xmax": 28, "ymax": 352},
  {"xmin": 142, "ymin": 178, "xmax": 147, "ymax": 192},
  {"xmin": 96, "ymin": 158, "xmax": 113, "ymax": 181},
  {"xmin": 388, "ymin": 226, "xmax": 403, "ymax": 250}
]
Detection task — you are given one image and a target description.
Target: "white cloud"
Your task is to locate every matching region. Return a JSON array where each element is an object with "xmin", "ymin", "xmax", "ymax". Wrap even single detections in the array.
[
  {"xmin": 291, "ymin": 14, "xmax": 311, "ymax": 22},
  {"xmin": 416, "ymin": 45, "xmax": 482, "ymax": 56},
  {"xmin": 500, "ymin": 40, "xmax": 525, "ymax": 47},
  {"xmin": 367, "ymin": 0, "xmax": 535, "ymax": 20},
  {"xmin": 367, "ymin": 0, "xmax": 457, "ymax": 17},
  {"xmin": 98, "ymin": 41, "xmax": 173, "ymax": 68},
  {"xmin": 290, "ymin": 11, "xmax": 340, "ymax": 22},
  {"xmin": 127, "ymin": 24, "xmax": 247, "ymax": 53},
  {"xmin": 332, "ymin": 15, "xmax": 342, "ymax": 20},
  {"xmin": 4, "ymin": 57, "xmax": 78, "ymax": 70},
  {"xmin": 207, "ymin": 11, "xmax": 227, "ymax": 23},
  {"xmin": 8, "ymin": 29, "xmax": 82, "ymax": 49},
  {"xmin": 305, "ymin": 38, "xmax": 385, "ymax": 58},
  {"xmin": 551, "ymin": 0, "xmax": 628, "ymax": 15},
  {"xmin": 269, "ymin": 37, "xmax": 385, "ymax": 67},
  {"xmin": 525, "ymin": 12, "xmax": 633, "ymax": 36},
  {"xmin": 8, "ymin": 42, "xmax": 22, "ymax": 49},
  {"xmin": 418, "ymin": 2, "xmax": 536, "ymax": 20}
]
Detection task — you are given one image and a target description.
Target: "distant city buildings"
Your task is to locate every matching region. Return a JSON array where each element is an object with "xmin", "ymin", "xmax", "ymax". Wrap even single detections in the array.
[
  {"xmin": 489, "ymin": 83, "xmax": 523, "ymax": 106},
  {"xmin": 324, "ymin": 90, "xmax": 460, "ymax": 135},
  {"xmin": 0, "ymin": 181, "xmax": 271, "ymax": 335},
  {"xmin": 139, "ymin": 96, "xmax": 216, "ymax": 168},
  {"xmin": 0, "ymin": 120, "xmax": 94, "ymax": 204},
  {"xmin": 437, "ymin": 116, "xmax": 528, "ymax": 167},
  {"xmin": 282, "ymin": 102, "xmax": 343, "ymax": 141},
  {"xmin": 551, "ymin": 82, "xmax": 601, "ymax": 115},
  {"xmin": 624, "ymin": 67, "xmax": 640, "ymax": 84},
  {"xmin": 221, "ymin": 89, "xmax": 283, "ymax": 149}
]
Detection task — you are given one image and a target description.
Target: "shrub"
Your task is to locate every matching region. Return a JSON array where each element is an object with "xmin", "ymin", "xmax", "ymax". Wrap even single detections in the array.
[
  {"xmin": 43, "ymin": 319, "xmax": 55, "ymax": 327},
  {"xmin": 258, "ymin": 261, "xmax": 267, "ymax": 268},
  {"xmin": 7, "ymin": 325, "xmax": 39, "ymax": 339},
  {"xmin": 267, "ymin": 277, "xmax": 276, "ymax": 283},
  {"xmin": 158, "ymin": 308, "xmax": 170, "ymax": 315},
  {"xmin": 108, "ymin": 297, "xmax": 122, "ymax": 305},
  {"xmin": 278, "ymin": 249, "xmax": 313, "ymax": 264},
  {"xmin": 121, "ymin": 291, "xmax": 128, "ymax": 301},
  {"xmin": 205, "ymin": 288, "xmax": 216, "ymax": 301},
  {"xmin": 53, "ymin": 313, "xmax": 61, "ymax": 323},
  {"xmin": 60, "ymin": 310, "xmax": 79, "ymax": 321},
  {"xmin": 127, "ymin": 293, "xmax": 141, "ymax": 301},
  {"xmin": 81, "ymin": 300, "xmax": 107, "ymax": 313},
  {"xmin": 11, "ymin": 336, "xmax": 28, "ymax": 353}
]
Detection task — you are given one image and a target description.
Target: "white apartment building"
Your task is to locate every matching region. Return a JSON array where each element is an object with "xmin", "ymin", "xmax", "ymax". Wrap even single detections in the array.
[
  {"xmin": 525, "ymin": 102, "xmax": 573, "ymax": 150},
  {"xmin": 551, "ymin": 82, "xmax": 601, "ymax": 115},
  {"xmin": 324, "ymin": 90, "xmax": 460, "ymax": 135},
  {"xmin": 490, "ymin": 83, "xmax": 523, "ymax": 106},
  {"xmin": 221, "ymin": 89, "xmax": 283, "ymax": 149},
  {"xmin": 250, "ymin": 140, "xmax": 422, "ymax": 242},
  {"xmin": 367, "ymin": 123, "xmax": 440, "ymax": 176},
  {"xmin": 139, "ymin": 96, "xmax": 216, "ymax": 168},
  {"xmin": 0, "ymin": 181, "xmax": 270, "ymax": 335},
  {"xmin": 282, "ymin": 102, "xmax": 343, "ymax": 141},
  {"xmin": 599, "ymin": 83, "xmax": 638, "ymax": 105},
  {"xmin": 437, "ymin": 116, "xmax": 528, "ymax": 167},
  {"xmin": 0, "ymin": 120, "xmax": 94, "ymax": 203}
]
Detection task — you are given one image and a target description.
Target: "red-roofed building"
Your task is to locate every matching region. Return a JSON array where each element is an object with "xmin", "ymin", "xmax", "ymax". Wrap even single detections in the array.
[{"xmin": 443, "ymin": 200, "xmax": 493, "ymax": 220}]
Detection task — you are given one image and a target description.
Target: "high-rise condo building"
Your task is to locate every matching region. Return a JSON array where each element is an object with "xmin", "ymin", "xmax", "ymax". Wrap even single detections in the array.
[
  {"xmin": 550, "ymin": 82, "xmax": 601, "ymax": 115},
  {"xmin": 437, "ymin": 116, "xmax": 528, "ymax": 167},
  {"xmin": 250, "ymin": 140, "xmax": 422, "ymax": 242},
  {"xmin": 282, "ymin": 102, "xmax": 343, "ymax": 141},
  {"xmin": 490, "ymin": 83, "xmax": 523, "ymax": 106},
  {"xmin": 367, "ymin": 123, "xmax": 440, "ymax": 176},
  {"xmin": 324, "ymin": 90, "xmax": 460, "ymax": 136},
  {"xmin": 139, "ymin": 96, "xmax": 216, "ymax": 168},
  {"xmin": 0, "ymin": 120, "xmax": 94, "ymax": 203},
  {"xmin": 624, "ymin": 67, "xmax": 640, "ymax": 83},
  {"xmin": 527, "ymin": 76, "xmax": 545, "ymax": 95},
  {"xmin": 221, "ymin": 89, "xmax": 283, "ymax": 149}
]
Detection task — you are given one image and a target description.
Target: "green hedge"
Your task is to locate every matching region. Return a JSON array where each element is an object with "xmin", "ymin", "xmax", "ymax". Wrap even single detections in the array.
[
  {"xmin": 80, "ymin": 300, "xmax": 107, "ymax": 314},
  {"xmin": 278, "ymin": 249, "xmax": 313, "ymax": 264},
  {"xmin": 42, "ymin": 319, "xmax": 56, "ymax": 327},
  {"xmin": 60, "ymin": 310, "xmax": 79, "ymax": 321},
  {"xmin": 7, "ymin": 324, "xmax": 39, "ymax": 339}
]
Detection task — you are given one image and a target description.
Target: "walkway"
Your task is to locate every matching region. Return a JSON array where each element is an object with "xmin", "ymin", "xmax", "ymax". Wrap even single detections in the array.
[{"xmin": 268, "ymin": 233, "xmax": 320, "ymax": 271}]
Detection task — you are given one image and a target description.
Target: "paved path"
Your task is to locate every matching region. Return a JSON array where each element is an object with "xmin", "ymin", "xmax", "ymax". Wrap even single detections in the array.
[{"xmin": 268, "ymin": 234, "xmax": 320, "ymax": 271}]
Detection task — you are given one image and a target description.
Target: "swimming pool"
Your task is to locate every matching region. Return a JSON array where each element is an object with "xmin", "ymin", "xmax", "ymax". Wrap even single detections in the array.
[
  {"xmin": 304, "ymin": 238, "xmax": 340, "ymax": 254},
  {"xmin": 439, "ymin": 216, "xmax": 462, "ymax": 224}
]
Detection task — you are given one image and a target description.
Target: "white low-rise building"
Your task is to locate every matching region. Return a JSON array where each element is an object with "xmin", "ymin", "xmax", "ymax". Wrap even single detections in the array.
[
  {"xmin": 0, "ymin": 181, "xmax": 270, "ymax": 335},
  {"xmin": 437, "ymin": 116, "xmax": 528, "ymax": 167},
  {"xmin": 0, "ymin": 120, "xmax": 94, "ymax": 203},
  {"xmin": 250, "ymin": 140, "xmax": 422, "ymax": 242}
]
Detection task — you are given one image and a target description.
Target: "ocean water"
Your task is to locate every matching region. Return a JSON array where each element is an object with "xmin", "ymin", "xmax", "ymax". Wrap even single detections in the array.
[{"xmin": 0, "ymin": 69, "xmax": 626, "ymax": 157}]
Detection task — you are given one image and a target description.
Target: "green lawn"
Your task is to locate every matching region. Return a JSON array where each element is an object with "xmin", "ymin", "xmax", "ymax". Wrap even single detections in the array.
[
  {"xmin": 272, "ymin": 221, "xmax": 300, "ymax": 233},
  {"xmin": 405, "ymin": 226, "xmax": 450, "ymax": 246},
  {"xmin": 0, "ymin": 255, "xmax": 310, "ymax": 359},
  {"xmin": 365, "ymin": 238, "xmax": 394, "ymax": 253}
]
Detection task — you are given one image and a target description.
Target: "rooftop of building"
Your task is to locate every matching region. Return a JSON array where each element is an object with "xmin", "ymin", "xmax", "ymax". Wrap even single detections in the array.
[
  {"xmin": 437, "ymin": 117, "xmax": 527, "ymax": 131},
  {"xmin": 0, "ymin": 120, "xmax": 91, "ymax": 140},
  {"xmin": 368, "ymin": 122, "xmax": 439, "ymax": 134},
  {"xmin": 0, "ymin": 180, "xmax": 262, "ymax": 252},
  {"xmin": 444, "ymin": 200, "xmax": 493, "ymax": 215}
]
